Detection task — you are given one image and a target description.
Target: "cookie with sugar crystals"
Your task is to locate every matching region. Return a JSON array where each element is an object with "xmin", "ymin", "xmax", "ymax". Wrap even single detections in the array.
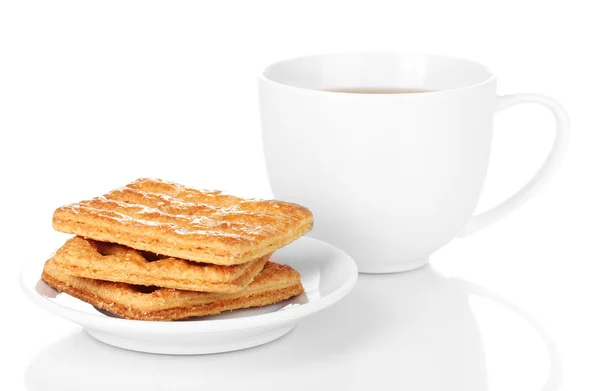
[
  {"xmin": 42, "ymin": 258, "xmax": 304, "ymax": 321},
  {"xmin": 51, "ymin": 237, "xmax": 270, "ymax": 293},
  {"xmin": 52, "ymin": 178, "xmax": 313, "ymax": 265}
]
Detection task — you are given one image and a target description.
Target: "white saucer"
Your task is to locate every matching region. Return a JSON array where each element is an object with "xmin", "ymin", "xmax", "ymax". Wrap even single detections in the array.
[{"xmin": 20, "ymin": 236, "xmax": 358, "ymax": 355}]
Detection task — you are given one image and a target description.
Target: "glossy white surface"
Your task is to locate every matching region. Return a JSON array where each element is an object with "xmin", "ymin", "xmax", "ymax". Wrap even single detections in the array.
[
  {"xmin": 21, "ymin": 237, "xmax": 358, "ymax": 354},
  {"xmin": 23, "ymin": 268, "xmax": 560, "ymax": 391},
  {"xmin": 260, "ymin": 53, "xmax": 569, "ymax": 273},
  {"xmin": 2, "ymin": 1, "xmax": 599, "ymax": 390}
]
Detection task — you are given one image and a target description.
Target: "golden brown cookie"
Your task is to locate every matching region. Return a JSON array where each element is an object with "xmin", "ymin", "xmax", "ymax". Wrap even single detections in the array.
[
  {"xmin": 42, "ymin": 258, "xmax": 304, "ymax": 321},
  {"xmin": 52, "ymin": 178, "xmax": 313, "ymax": 265},
  {"xmin": 51, "ymin": 237, "xmax": 269, "ymax": 293}
]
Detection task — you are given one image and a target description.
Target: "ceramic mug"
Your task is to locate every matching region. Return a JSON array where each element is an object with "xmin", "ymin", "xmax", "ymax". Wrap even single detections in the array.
[{"xmin": 259, "ymin": 53, "xmax": 569, "ymax": 273}]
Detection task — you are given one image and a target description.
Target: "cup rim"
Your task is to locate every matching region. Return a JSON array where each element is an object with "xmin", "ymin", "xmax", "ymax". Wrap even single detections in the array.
[{"xmin": 260, "ymin": 51, "xmax": 496, "ymax": 95}]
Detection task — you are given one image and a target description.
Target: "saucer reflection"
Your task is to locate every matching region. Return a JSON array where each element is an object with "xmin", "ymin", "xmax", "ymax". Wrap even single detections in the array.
[{"xmin": 25, "ymin": 265, "xmax": 560, "ymax": 391}]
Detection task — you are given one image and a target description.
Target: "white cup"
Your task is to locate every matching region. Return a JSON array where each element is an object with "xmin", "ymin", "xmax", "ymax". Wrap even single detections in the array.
[{"xmin": 259, "ymin": 53, "xmax": 569, "ymax": 273}]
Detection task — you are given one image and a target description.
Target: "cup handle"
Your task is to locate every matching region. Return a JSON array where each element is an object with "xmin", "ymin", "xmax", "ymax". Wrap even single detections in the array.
[
  {"xmin": 463, "ymin": 281, "xmax": 562, "ymax": 390},
  {"xmin": 459, "ymin": 94, "xmax": 570, "ymax": 236}
]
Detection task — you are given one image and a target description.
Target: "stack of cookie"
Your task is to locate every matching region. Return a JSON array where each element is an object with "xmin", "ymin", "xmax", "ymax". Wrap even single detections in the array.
[{"xmin": 42, "ymin": 178, "xmax": 313, "ymax": 321}]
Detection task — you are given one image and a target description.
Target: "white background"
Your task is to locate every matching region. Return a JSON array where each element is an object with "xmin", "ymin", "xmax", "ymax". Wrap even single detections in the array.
[{"xmin": 1, "ymin": 1, "xmax": 598, "ymax": 390}]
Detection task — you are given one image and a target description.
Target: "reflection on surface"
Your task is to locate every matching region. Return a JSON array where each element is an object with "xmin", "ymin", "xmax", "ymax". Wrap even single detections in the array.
[{"xmin": 25, "ymin": 266, "xmax": 560, "ymax": 391}]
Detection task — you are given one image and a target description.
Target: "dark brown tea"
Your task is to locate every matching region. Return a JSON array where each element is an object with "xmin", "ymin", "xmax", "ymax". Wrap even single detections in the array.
[{"xmin": 323, "ymin": 87, "xmax": 434, "ymax": 94}]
